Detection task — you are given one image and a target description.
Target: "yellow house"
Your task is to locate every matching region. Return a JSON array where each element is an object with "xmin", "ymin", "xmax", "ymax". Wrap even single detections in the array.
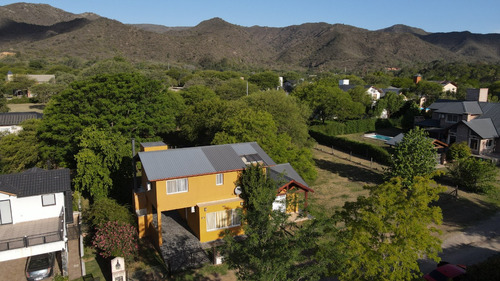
[{"xmin": 133, "ymin": 142, "xmax": 313, "ymax": 249}]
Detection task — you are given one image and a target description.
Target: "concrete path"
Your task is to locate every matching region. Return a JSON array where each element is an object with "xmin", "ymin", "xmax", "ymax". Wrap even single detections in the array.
[{"xmin": 420, "ymin": 211, "xmax": 500, "ymax": 274}]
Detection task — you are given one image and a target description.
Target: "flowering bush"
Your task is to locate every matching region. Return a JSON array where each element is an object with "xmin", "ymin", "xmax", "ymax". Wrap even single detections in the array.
[{"xmin": 93, "ymin": 221, "xmax": 138, "ymax": 261}]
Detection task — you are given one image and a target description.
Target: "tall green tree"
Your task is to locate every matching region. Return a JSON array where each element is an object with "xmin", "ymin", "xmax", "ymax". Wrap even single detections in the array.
[
  {"xmin": 212, "ymin": 108, "xmax": 317, "ymax": 182},
  {"xmin": 243, "ymin": 90, "xmax": 312, "ymax": 147},
  {"xmin": 293, "ymin": 82, "xmax": 364, "ymax": 122},
  {"xmin": 0, "ymin": 93, "xmax": 8, "ymax": 112},
  {"xmin": 73, "ymin": 126, "xmax": 130, "ymax": 199},
  {"xmin": 222, "ymin": 164, "xmax": 319, "ymax": 281},
  {"xmin": 39, "ymin": 73, "xmax": 183, "ymax": 167},
  {"xmin": 386, "ymin": 127, "xmax": 437, "ymax": 185},
  {"xmin": 0, "ymin": 119, "xmax": 42, "ymax": 173},
  {"xmin": 328, "ymin": 176, "xmax": 445, "ymax": 281},
  {"xmin": 248, "ymin": 71, "xmax": 280, "ymax": 90},
  {"xmin": 215, "ymin": 78, "xmax": 259, "ymax": 100},
  {"xmin": 179, "ymin": 98, "xmax": 234, "ymax": 145},
  {"xmin": 378, "ymin": 91, "xmax": 405, "ymax": 118}
]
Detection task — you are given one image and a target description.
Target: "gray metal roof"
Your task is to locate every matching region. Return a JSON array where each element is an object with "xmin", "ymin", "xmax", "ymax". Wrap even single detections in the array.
[
  {"xmin": 269, "ymin": 163, "xmax": 308, "ymax": 187},
  {"xmin": 385, "ymin": 133, "xmax": 404, "ymax": 146},
  {"xmin": 0, "ymin": 168, "xmax": 71, "ymax": 197},
  {"xmin": 0, "ymin": 112, "xmax": 42, "ymax": 126},
  {"xmin": 463, "ymin": 119, "xmax": 499, "ymax": 139},
  {"xmin": 480, "ymin": 103, "xmax": 500, "ymax": 135},
  {"xmin": 139, "ymin": 142, "xmax": 276, "ymax": 181},
  {"xmin": 429, "ymin": 100, "xmax": 482, "ymax": 115}
]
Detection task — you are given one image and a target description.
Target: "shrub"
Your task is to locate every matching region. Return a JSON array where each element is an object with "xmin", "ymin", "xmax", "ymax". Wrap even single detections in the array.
[
  {"xmin": 311, "ymin": 118, "xmax": 400, "ymax": 136},
  {"xmin": 93, "ymin": 221, "xmax": 138, "ymax": 261},
  {"xmin": 309, "ymin": 129, "xmax": 391, "ymax": 165},
  {"xmin": 83, "ymin": 197, "xmax": 134, "ymax": 231},
  {"xmin": 446, "ymin": 142, "xmax": 471, "ymax": 162},
  {"xmin": 447, "ymin": 157, "xmax": 498, "ymax": 193}
]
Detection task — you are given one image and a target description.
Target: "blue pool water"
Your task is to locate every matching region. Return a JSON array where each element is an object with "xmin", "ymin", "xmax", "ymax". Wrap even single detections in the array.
[{"xmin": 365, "ymin": 134, "xmax": 392, "ymax": 141}]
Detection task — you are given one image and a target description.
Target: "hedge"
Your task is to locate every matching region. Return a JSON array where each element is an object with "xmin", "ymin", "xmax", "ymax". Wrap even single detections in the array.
[
  {"xmin": 309, "ymin": 129, "xmax": 391, "ymax": 165},
  {"xmin": 310, "ymin": 118, "xmax": 400, "ymax": 136}
]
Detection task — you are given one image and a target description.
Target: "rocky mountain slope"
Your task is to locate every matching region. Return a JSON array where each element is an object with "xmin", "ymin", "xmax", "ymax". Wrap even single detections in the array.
[{"xmin": 0, "ymin": 3, "xmax": 499, "ymax": 71}]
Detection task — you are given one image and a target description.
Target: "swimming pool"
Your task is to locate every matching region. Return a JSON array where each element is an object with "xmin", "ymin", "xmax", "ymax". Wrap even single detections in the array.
[{"xmin": 364, "ymin": 133, "xmax": 392, "ymax": 141}]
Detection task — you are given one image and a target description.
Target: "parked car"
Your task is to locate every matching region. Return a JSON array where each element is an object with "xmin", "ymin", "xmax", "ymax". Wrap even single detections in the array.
[
  {"xmin": 424, "ymin": 262, "xmax": 466, "ymax": 281},
  {"xmin": 25, "ymin": 252, "xmax": 55, "ymax": 281}
]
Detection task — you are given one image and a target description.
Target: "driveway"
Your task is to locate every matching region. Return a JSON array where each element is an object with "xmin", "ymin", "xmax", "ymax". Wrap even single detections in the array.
[{"xmin": 420, "ymin": 211, "xmax": 500, "ymax": 274}]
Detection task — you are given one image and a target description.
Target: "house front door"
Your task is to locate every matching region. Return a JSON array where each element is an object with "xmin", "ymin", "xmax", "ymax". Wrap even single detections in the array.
[{"xmin": 0, "ymin": 200, "xmax": 12, "ymax": 224}]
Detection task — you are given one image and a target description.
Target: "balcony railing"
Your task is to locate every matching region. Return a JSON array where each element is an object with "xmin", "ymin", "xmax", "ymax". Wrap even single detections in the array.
[{"xmin": 0, "ymin": 208, "xmax": 64, "ymax": 252}]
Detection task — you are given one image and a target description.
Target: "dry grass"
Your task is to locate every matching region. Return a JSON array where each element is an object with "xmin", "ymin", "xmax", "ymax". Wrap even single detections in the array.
[
  {"xmin": 7, "ymin": 103, "xmax": 45, "ymax": 113},
  {"xmin": 309, "ymin": 144, "xmax": 385, "ymax": 215}
]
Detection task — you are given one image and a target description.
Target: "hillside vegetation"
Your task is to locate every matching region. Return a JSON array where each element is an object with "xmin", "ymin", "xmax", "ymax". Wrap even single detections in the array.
[{"xmin": 1, "ymin": 3, "xmax": 500, "ymax": 71}]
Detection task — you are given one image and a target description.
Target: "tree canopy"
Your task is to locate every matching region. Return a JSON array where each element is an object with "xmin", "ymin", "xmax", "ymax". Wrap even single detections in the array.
[
  {"xmin": 327, "ymin": 176, "xmax": 445, "ymax": 281},
  {"xmin": 222, "ymin": 164, "xmax": 319, "ymax": 281},
  {"xmin": 386, "ymin": 127, "xmax": 437, "ymax": 184},
  {"xmin": 39, "ymin": 73, "xmax": 183, "ymax": 167}
]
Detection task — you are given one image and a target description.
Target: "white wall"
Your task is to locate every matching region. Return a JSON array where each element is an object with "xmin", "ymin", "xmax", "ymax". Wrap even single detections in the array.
[
  {"xmin": 0, "ymin": 240, "xmax": 65, "ymax": 262},
  {"xmin": 0, "ymin": 192, "xmax": 65, "ymax": 224},
  {"xmin": 0, "ymin": 125, "xmax": 21, "ymax": 134}
]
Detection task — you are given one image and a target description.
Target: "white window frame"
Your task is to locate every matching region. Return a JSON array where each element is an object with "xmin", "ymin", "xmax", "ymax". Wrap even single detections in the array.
[
  {"xmin": 216, "ymin": 173, "xmax": 223, "ymax": 185},
  {"xmin": 41, "ymin": 194, "xmax": 56, "ymax": 206},
  {"xmin": 206, "ymin": 209, "xmax": 241, "ymax": 231},
  {"xmin": 166, "ymin": 178, "xmax": 189, "ymax": 194}
]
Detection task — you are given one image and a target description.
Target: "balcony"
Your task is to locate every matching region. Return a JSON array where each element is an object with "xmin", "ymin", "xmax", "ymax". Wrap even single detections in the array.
[{"xmin": 0, "ymin": 210, "xmax": 64, "ymax": 252}]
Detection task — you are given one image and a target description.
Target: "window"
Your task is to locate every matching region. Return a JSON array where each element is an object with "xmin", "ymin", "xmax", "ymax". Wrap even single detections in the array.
[
  {"xmin": 216, "ymin": 173, "xmax": 223, "ymax": 185},
  {"xmin": 0, "ymin": 200, "xmax": 12, "ymax": 225},
  {"xmin": 42, "ymin": 194, "xmax": 56, "ymax": 206},
  {"xmin": 166, "ymin": 178, "xmax": 188, "ymax": 194},
  {"xmin": 469, "ymin": 138, "xmax": 479, "ymax": 151},
  {"xmin": 446, "ymin": 114, "xmax": 459, "ymax": 123},
  {"xmin": 486, "ymin": 139, "xmax": 494, "ymax": 147},
  {"xmin": 206, "ymin": 209, "xmax": 241, "ymax": 231}
]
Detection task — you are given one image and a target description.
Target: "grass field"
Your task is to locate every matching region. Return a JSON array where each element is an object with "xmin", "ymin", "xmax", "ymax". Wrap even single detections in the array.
[
  {"xmin": 310, "ymin": 143, "xmax": 500, "ymax": 236},
  {"xmin": 7, "ymin": 103, "xmax": 45, "ymax": 113}
]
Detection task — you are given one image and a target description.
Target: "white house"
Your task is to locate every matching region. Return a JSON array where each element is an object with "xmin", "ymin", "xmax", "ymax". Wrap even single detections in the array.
[
  {"xmin": 0, "ymin": 168, "xmax": 72, "ymax": 273},
  {"xmin": 0, "ymin": 112, "xmax": 43, "ymax": 134}
]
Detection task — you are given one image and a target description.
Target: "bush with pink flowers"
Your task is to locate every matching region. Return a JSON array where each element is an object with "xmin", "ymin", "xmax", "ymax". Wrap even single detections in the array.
[{"xmin": 92, "ymin": 221, "xmax": 138, "ymax": 261}]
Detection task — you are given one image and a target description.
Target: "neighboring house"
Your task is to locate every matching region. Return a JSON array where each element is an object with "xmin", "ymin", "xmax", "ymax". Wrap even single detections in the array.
[
  {"xmin": 429, "ymin": 80, "xmax": 457, "ymax": 93},
  {"xmin": 0, "ymin": 112, "xmax": 43, "ymax": 134},
  {"xmin": 337, "ymin": 79, "xmax": 402, "ymax": 103},
  {"xmin": 133, "ymin": 142, "xmax": 313, "ymax": 247},
  {"xmin": 417, "ymin": 88, "xmax": 500, "ymax": 156},
  {"xmin": 0, "ymin": 168, "xmax": 72, "ymax": 274},
  {"xmin": 6, "ymin": 71, "xmax": 55, "ymax": 97}
]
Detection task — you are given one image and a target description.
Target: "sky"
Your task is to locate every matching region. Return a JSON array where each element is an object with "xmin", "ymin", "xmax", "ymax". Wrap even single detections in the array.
[{"xmin": 1, "ymin": 0, "xmax": 499, "ymax": 34}]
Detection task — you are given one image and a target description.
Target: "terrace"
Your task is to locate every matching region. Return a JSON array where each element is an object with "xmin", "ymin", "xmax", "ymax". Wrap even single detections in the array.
[{"xmin": 0, "ymin": 209, "xmax": 64, "ymax": 252}]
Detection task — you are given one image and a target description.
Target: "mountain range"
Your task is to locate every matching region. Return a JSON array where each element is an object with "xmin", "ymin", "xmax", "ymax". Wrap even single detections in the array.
[{"xmin": 1, "ymin": 2, "xmax": 499, "ymax": 71}]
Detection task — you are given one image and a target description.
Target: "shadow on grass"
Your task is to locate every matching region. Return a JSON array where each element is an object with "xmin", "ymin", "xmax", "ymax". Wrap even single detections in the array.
[
  {"xmin": 28, "ymin": 104, "xmax": 45, "ymax": 110},
  {"xmin": 436, "ymin": 192, "xmax": 500, "ymax": 230},
  {"xmin": 95, "ymin": 254, "xmax": 112, "ymax": 281},
  {"xmin": 314, "ymin": 158, "xmax": 384, "ymax": 185}
]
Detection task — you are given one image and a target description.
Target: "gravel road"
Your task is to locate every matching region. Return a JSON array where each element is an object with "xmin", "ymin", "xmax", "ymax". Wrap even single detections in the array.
[{"xmin": 420, "ymin": 211, "xmax": 500, "ymax": 274}]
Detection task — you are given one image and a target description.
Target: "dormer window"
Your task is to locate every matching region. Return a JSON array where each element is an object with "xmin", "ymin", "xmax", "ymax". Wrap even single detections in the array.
[{"xmin": 241, "ymin": 154, "xmax": 263, "ymax": 165}]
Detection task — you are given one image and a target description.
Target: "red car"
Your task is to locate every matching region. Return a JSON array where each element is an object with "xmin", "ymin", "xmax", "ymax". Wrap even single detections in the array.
[{"xmin": 424, "ymin": 263, "xmax": 466, "ymax": 281}]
